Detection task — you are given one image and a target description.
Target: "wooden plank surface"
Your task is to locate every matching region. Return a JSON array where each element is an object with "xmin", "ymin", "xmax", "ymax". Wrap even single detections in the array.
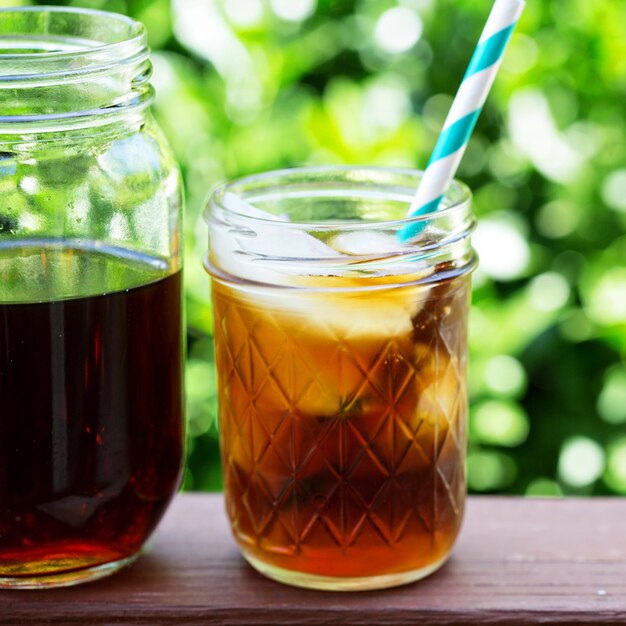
[{"xmin": 2, "ymin": 494, "xmax": 626, "ymax": 625}]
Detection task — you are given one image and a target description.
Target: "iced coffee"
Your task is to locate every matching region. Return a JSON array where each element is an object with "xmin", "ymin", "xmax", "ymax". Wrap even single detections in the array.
[{"xmin": 205, "ymin": 167, "xmax": 476, "ymax": 590}]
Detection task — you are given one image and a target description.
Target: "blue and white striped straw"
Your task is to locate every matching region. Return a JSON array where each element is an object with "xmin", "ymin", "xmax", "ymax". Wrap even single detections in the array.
[{"xmin": 400, "ymin": 0, "xmax": 525, "ymax": 241}]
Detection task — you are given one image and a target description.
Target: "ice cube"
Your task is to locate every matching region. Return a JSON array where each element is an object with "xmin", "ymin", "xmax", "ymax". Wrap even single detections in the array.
[
  {"xmin": 329, "ymin": 230, "xmax": 435, "ymax": 282},
  {"xmin": 210, "ymin": 192, "xmax": 434, "ymax": 340},
  {"xmin": 330, "ymin": 231, "xmax": 400, "ymax": 255},
  {"xmin": 223, "ymin": 192, "xmax": 340, "ymax": 259},
  {"xmin": 210, "ymin": 192, "xmax": 341, "ymax": 285}
]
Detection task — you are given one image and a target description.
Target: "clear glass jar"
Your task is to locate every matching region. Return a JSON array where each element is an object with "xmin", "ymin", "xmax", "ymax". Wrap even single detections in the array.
[
  {"xmin": 204, "ymin": 166, "xmax": 476, "ymax": 590},
  {"xmin": 0, "ymin": 7, "xmax": 184, "ymax": 588}
]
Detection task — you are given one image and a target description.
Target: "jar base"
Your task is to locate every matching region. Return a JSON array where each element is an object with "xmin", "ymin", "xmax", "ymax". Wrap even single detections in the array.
[
  {"xmin": 0, "ymin": 554, "xmax": 139, "ymax": 590},
  {"xmin": 242, "ymin": 552, "xmax": 450, "ymax": 591}
]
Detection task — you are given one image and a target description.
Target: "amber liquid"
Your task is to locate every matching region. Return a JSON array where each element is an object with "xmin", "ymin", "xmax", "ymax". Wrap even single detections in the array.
[
  {"xmin": 212, "ymin": 272, "xmax": 469, "ymax": 582},
  {"xmin": 0, "ymin": 246, "xmax": 184, "ymax": 582}
]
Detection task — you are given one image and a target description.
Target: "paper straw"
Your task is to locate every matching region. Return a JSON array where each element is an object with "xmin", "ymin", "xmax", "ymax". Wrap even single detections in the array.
[{"xmin": 399, "ymin": 0, "xmax": 525, "ymax": 242}]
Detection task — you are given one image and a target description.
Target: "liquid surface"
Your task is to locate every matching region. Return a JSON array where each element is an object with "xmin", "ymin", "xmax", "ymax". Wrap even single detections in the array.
[
  {"xmin": 212, "ymin": 271, "xmax": 469, "ymax": 580},
  {"xmin": 0, "ymin": 241, "xmax": 170, "ymax": 303},
  {"xmin": 0, "ymin": 246, "xmax": 183, "ymax": 580}
]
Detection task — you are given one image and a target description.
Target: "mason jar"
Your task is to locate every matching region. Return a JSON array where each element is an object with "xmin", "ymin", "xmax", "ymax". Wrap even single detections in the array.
[
  {"xmin": 0, "ymin": 7, "xmax": 184, "ymax": 588},
  {"xmin": 204, "ymin": 166, "xmax": 476, "ymax": 590}
]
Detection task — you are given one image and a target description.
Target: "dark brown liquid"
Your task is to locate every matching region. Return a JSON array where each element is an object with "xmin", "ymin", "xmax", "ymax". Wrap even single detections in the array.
[{"xmin": 0, "ymin": 265, "xmax": 184, "ymax": 579}]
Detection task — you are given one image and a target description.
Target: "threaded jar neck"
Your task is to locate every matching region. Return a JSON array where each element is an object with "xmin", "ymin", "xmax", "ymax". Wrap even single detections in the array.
[
  {"xmin": 0, "ymin": 6, "xmax": 152, "ymax": 134},
  {"xmin": 205, "ymin": 166, "xmax": 477, "ymax": 290}
]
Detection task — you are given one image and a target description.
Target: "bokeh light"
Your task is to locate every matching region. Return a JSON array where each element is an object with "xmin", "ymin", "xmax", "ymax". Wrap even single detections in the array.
[
  {"xmin": 601, "ymin": 170, "xmax": 626, "ymax": 214},
  {"xmin": 503, "ymin": 33, "xmax": 539, "ymax": 75},
  {"xmin": 559, "ymin": 309, "xmax": 595, "ymax": 343},
  {"xmin": 374, "ymin": 7, "xmax": 423, "ymax": 55},
  {"xmin": 473, "ymin": 217, "xmax": 530, "ymax": 281},
  {"xmin": 362, "ymin": 76, "xmax": 412, "ymax": 135},
  {"xmin": 509, "ymin": 89, "xmax": 586, "ymax": 183},
  {"xmin": 471, "ymin": 399, "xmax": 529, "ymax": 447},
  {"xmin": 269, "ymin": 0, "xmax": 316, "ymax": 22},
  {"xmin": 597, "ymin": 368, "xmax": 626, "ymax": 424},
  {"xmin": 558, "ymin": 438, "xmax": 605, "ymax": 488},
  {"xmin": 604, "ymin": 439, "xmax": 626, "ymax": 494},
  {"xmin": 525, "ymin": 479, "xmax": 563, "ymax": 497},
  {"xmin": 529, "ymin": 272, "xmax": 570, "ymax": 313},
  {"xmin": 186, "ymin": 360, "xmax": 217, "ymax": 438},
  {"xmin": 224, "ymin": 0, "xmax": 264, "ymax": 28},
  {"xmin": 468, "ymin": 451, "xmax": 517, "ymax": 492},
  {"xmin": 535, "ymin": 201, "xmax": 579, "ymax": 239},
  {"xmin": 484, "ymin": 355, "xmax": 527, "ymax": 397},
  {"xmin": 584, "ymin": 268, "xmax": 626, "ymax": 326}
]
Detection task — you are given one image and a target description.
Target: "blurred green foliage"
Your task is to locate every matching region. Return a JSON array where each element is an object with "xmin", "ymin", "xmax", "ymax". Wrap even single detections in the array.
[{"xmin": 21, "ymin": 0, "xmax": 626, "ymax": 495}]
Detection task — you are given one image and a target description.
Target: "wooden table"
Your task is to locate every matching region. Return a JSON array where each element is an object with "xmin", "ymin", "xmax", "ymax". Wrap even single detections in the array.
[{"xmin": 2, "ymin": 494, "xmax": 626, "ymax": 625}]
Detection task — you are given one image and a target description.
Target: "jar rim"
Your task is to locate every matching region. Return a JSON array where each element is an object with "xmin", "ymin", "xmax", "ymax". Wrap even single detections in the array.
[
  {"xmin": 0, "ymin": 6, "xmax": 145, "ymax": 63},
  {"xmin": 0, "ymin": 6, "xmax": 151, "ymax": 132},
  {"xmin": 205, "ymin": 166, "xmax": 476, "ymax": 289},
  {"xmin": 206, "ymin": 165, "xmax": 472, "ymax": 231}
]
